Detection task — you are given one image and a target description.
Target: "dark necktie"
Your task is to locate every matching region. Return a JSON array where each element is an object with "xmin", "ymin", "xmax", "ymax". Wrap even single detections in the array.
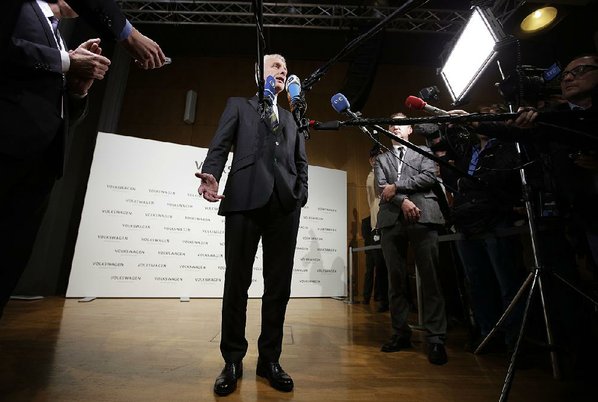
[
  {"xmin": 395, "ymin": 147, "xmax": 405, "ymax": 177},
  {"xmin": 268, "ymin": 104, "xmax": 279, "ymax": 133},
  {"xmin": 49, "ymin": 16, "xmax": 62, "ymax": 50}
]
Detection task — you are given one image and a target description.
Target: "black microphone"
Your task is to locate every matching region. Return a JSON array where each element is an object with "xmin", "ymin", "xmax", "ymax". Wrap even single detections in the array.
[{"xmin": 309, "ymin": 120, "xmax": 340, "ymax": 130}]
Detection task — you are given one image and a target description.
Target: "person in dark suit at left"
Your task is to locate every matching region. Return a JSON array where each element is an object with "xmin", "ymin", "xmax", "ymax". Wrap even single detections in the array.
[
  {"xmin": 2, "ymin": 0, "xmax": 167, "ymax": 69},
  {"xmin": 0, "ymin": 0, "xmax": 111, "ymax": 318},
  {"xmin": 196, "ymin": 53, "xmax": 308, "ymax": 396}
]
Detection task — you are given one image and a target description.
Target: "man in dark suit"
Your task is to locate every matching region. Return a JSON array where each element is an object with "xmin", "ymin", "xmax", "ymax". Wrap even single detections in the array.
[
  {"xmin": 2, "ymin": 0, "xmax": 166, "ymax": 69},
  {"xmin": 374, "ymin": 113, "xmax": 448, "ymax": 365},
  {"xmin": 0, "ymin": 0, "xmax": 113, "ymax": 317},
  {"xmin": 196, "ymin": 54, "xmax": 308, "ymax": 396}
]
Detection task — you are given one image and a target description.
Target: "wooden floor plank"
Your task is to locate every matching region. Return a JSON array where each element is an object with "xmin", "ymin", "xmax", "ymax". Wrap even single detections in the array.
[{"xmin": 0, "ymin": 297, "xmax": 595, "ymax": 401}]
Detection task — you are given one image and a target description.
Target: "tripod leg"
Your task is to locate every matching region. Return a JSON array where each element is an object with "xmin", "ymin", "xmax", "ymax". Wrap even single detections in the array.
[
  {"xmin": 499, "ymin": 269, "xmax": 539, "ymax": 402},
  {"xmin": 553, "ymin": 272, "xmax": 598, "ymax": 308},
  {"xmin": 537, "ymin": 274, "xmax": 561, "ymax": 379},
  {"xmin": 475, "ymin": 271, "xmax": 534, "ymax": 354}
]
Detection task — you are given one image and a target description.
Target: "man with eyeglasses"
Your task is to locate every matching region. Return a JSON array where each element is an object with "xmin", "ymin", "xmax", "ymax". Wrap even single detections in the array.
[
  {"xmin": 509, "ymin": 52, "xmax": 598, "ymax": 374},
  {"xmin": 514, "ymin": 54, "xmax": 598, "ymax": 269},
  {"xmin": 559, "ymin": 55, "xmax": 598, "ymax": 110}
]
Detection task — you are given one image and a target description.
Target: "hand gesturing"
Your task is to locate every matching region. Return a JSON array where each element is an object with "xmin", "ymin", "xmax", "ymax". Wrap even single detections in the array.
[{"xmin": 195, "ymin": 172, "xmax": 224, "ymax": 202}]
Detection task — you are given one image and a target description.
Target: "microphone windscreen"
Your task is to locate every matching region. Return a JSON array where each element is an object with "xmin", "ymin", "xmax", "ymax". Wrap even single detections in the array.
[
  {"xmin": 264, "ymin": 75, "xmax": 276, "ymax": 104},
  {"xmin": 286, "ymin": 75, "xmax": 301, "ymax": 101},
  {"xmin": 413, "ymin": 123, "xmax": 440, "ymax": 138},
  {"xmin": 331, "ymin": 93, "xmax": 350, "ymax": 114},
  {"xmin": 405, "ymin": 95, "xmax": 426, "ymax": 110}
]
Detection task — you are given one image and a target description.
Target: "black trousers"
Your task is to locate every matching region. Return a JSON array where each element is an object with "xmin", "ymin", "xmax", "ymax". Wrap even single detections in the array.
[
  {"xmin": 220, "ymin": 190, "xmax": 301, "ymax": 363},
  {"xmin": 0, "ymin": 144, "xmax": 59, "ymax": 317}
]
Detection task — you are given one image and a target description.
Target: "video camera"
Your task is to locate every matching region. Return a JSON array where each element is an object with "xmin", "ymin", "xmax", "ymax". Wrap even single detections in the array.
[{"xmin": 497, "ymin": 62, "xmax": 562, "ymax": 105}]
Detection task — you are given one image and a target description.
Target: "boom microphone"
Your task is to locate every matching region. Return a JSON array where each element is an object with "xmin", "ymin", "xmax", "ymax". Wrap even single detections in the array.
[
  {"xmin": 405, "ymin": 95, "xmax": 449, "ymax": 115},
  {"xmin": 286, "ymin": 74, "xmax": 302, "ymax": 111},
  {"xmin": 331, "ymin": 93, "xmax": 359, "ymax": 118}
]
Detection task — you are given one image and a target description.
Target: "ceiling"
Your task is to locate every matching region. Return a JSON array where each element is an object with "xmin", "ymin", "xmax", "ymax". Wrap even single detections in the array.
[
  {"xmin": 119, "ymin": 0, "xmax": 597, "ymax": 69},
  {"xmin": 118, "ymin": 0, "xmax": 470, "ymax": 66}
]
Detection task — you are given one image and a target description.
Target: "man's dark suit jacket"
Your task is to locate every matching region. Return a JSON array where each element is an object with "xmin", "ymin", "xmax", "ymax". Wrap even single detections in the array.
[
  {"xmin": 201, "ymin": 96, "xmax": 308, "ymax": 215},
  {"xmin": 0, "ymin": 0, "xmax": 88, "ymax": 173},
  {"xmin": 2, "ymin": 0, "xmax": 127, "ymax": 55}
]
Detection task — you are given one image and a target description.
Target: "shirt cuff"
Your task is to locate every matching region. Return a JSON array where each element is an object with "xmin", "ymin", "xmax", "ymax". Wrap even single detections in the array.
[
  {"xmin": 60, "ymin": 50, "xmax": 70, "ymax": 72},
  {"xmin": 118, "ymin": 20, "xmax": 133, "ymax": 41}
]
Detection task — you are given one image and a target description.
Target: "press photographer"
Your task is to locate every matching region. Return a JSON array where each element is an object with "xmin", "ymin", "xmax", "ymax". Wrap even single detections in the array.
[
  {"xmin": 484, "ymin": 54, "xmax": 598, "ymax": 277},
  {"xmin": 431, "ymin": 106, "xmax": 526, "ymax": 353},
  {"xmin": 450, "ymin": 54, "xmax": 598, "ymax": 375}
]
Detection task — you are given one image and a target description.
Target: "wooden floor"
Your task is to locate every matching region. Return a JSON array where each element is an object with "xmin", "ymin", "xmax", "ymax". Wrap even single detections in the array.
[{"xmin": 0, "ymin": 297, "xmax": 595, "ymax": 402}]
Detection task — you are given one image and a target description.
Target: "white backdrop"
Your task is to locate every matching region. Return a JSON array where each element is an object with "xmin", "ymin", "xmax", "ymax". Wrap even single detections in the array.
[{"xmin": 66, "ymin": 133, "xmax": 347, "ymax": 298}]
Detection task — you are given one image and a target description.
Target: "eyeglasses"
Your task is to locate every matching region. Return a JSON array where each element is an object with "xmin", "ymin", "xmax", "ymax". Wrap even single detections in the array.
[{"xmin": 559, "ymin": 64, "xmax": 598, "ymax": 81}]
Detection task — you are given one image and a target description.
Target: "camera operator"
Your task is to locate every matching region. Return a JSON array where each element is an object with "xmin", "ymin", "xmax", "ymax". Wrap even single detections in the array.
[
  {"xmin": 512, "ymin": 54, "xmax": 598, "ymax": 274},
  {"xmin": 467, "ymin": 54, "xmax": 598, "ymax": 374},
  {"xmin": 488, "ymin": 54, "xmax": 598, "ymax": 279},
  {"xmin": 433, "ymin": 107, "xmax": 525, "ymax": 353}
]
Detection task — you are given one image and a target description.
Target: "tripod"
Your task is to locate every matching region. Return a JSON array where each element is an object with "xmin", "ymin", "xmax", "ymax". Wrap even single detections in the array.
[{"xmin": 473, "ymin": 140, "xmax": 598, "ymax": 402}]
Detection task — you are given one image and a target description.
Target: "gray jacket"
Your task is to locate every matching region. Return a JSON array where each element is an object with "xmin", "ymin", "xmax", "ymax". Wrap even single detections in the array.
[{"xmin": 374, "ymin": 145, "xmax": 445, "ymax": 229}]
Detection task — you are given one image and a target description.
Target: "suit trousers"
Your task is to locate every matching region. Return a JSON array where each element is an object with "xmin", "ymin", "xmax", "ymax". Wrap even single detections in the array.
[
  {"xmin": 380, "ymin": 222, "xmax": 447, "ymax": 344},
  {"xmin": 220, "ymin": 189, "xmax": 301, "ymax": 363},
  {"xmin": 0, "ymin": 140, "xmax": 60, "ymax": 317},
  {"xmin": 363, "ymin": 242, "xmax": 388, "ymax": 304}
]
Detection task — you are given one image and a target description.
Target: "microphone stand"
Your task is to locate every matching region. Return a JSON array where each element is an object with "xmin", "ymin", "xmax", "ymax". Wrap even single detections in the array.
[
  {"xmin": 291, "ymin": 94, "xmax": 311, "ymax": 140},
  {"xmin": 339, "ymin": 110, "xmax": 597, "ymax": 138},
  {"xmin": 253, "ymin": 0, "xmax": 266, "ymax": 114},
  {"xmin": 331, "ymin": 111, "xmax": 481, "ymax": 186},
  {"xmin": 372, "ymin": 123, "xmax": 480, "ymax": 185}
]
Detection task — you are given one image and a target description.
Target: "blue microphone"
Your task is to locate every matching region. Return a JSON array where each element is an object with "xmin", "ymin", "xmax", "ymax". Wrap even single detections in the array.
[
  {"xmin": 331, "ymin": 93, "xmax": 358, "ymax": 117},
  {"xmin": 264, "ymin": 75, "xmax": 277, "ymax": 105},
  {"xmin": 286, "ymin": 75, "xmax": 301, "ymax": 109}
]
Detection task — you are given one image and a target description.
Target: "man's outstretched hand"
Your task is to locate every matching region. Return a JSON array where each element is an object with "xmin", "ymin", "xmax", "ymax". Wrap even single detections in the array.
[
  {"xmin": 196, "ymin": 172, "xmax": 224, "ymax": 202},
  {"xmin": 122, "ymin": 27, "xmax": 166, "ymax": 69}
]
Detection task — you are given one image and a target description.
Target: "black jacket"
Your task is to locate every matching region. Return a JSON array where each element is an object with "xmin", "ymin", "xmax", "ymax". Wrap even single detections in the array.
[
  {"xmin": 0, "ymin": 0, "xmax": 88, "ymax": 176},
  {"xmin": 201, "ymin": 96, "xmax": 308, "ymax": 215}
]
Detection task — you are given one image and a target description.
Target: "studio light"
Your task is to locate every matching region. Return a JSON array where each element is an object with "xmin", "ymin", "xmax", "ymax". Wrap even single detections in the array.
[
  {"xmin": 520, "ymin": 6, "xmax": 558, "ymax": 33},
  {"xmin": 440, "ymin": 6, "xmax": 506, "ymax": 104}
]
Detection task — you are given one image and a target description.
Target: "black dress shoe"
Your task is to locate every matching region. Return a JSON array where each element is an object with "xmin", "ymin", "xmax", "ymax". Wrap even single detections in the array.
[
  {"xmin": 380, "ymin": 335, "xmax": 412, "ymax": 352},
  {"xmin": 428, "ymin": 343, "xmax": 448, "ymax": 365},
  {"xmin": 214, "ymin": 362, "xmax": 243, "ymax": 396},
  {"xmin": 376, "ymin": 303, "xmax": 389, "ymax": 313},
  {"xmin": 256, "ymin": 359, "xmax": 294, "ymax": 392}
]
